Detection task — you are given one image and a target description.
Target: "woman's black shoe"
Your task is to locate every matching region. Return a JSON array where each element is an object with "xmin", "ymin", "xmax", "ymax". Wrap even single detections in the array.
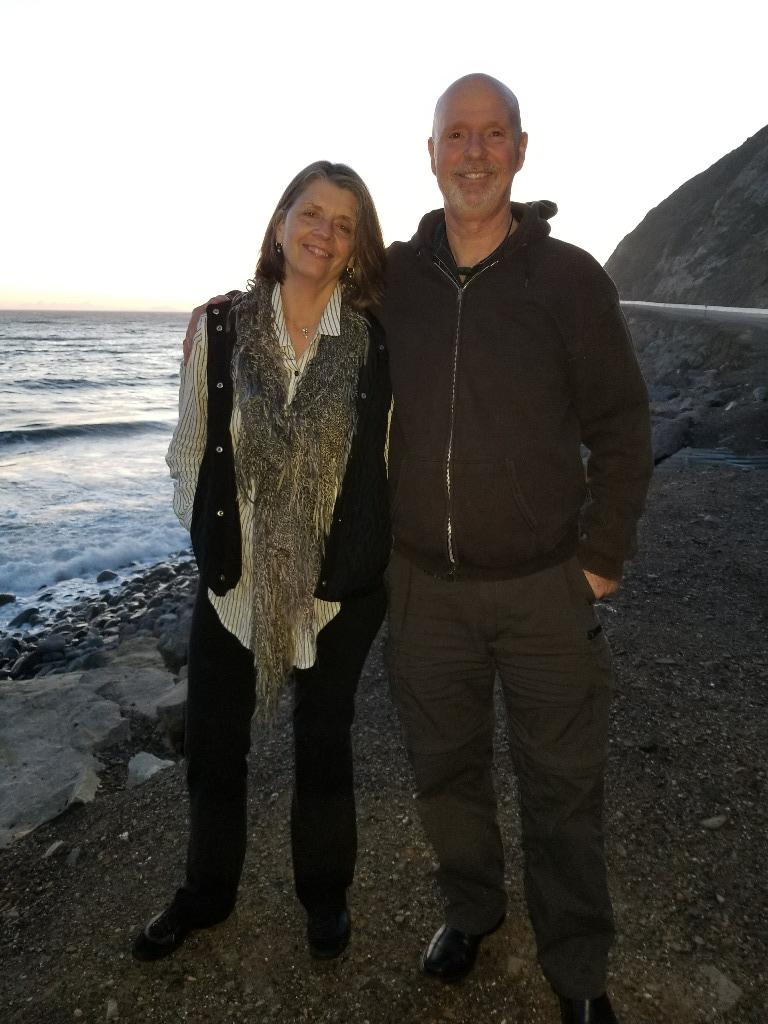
[
  {"xmin": 132, "ymin": 900, "xmax": 196, "ymax": 961},
  {"xmin": 558, "ymin": 993, "xmax": 619, "ymax": 1023},
  {"xmin": 421, "ymin": 915, "xmax": 505, "ymax": 982},
  {"xmin": 307, "ymin": 907, "xmax": 351, "ymax": 959},
  {"xmin": 132, "ymin": 897, "xmax": 229, "ymax": 962}
]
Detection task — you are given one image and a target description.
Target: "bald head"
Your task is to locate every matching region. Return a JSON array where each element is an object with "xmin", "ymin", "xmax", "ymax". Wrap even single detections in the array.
[
  {"xmin": 432, "ymin": 74, "xmax": 522, "ymax": 142},
  {"xmin": 428, "ymin": 73, "xmax": 528, "ymax": 222}
]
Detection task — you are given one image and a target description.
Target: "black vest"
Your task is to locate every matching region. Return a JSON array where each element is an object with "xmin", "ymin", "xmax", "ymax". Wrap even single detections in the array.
[{"xmin": 190, "ymin": 293, "xmax": 391, "ymax": 601}]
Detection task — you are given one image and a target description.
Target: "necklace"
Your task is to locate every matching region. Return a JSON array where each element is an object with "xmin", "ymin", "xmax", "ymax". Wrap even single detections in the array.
[
  {"xmin": 283, "ymin": 318, "xmax": 320, "ymax": 380},
  {"xmin": 454, "ymin": 215, "xmax": 517, "ymax": 278},
  {"xmin": 286, "ymin": 315, "xmax": 320, "ymax": 340}
]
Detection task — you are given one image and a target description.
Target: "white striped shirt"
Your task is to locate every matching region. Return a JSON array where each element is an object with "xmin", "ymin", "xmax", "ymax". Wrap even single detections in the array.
[{"xmin": 166, "ymin": 284, "xmax": 342, "ymax": 667}]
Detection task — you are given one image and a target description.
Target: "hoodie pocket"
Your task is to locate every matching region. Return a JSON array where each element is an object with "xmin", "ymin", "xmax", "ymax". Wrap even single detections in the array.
[
  {"xmin": 504, "ymin": 458, "xmax": 538, "ymax": 534},
  {"xmin": 389, "ymin": 456, "xmax": 449, "ymax": 561},
  {"xmin": 450, "ymin": 458, "xmax": 541, "ymax": 568},
  {"xmin": 561, "ymin": 555, "xmax": 597, "ymax": 606}
]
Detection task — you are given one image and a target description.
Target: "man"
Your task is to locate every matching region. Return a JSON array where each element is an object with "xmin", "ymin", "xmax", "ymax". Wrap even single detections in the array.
[{"xmin": 380, "ymin": 74, "xmax": 652, "ymax": 1024}]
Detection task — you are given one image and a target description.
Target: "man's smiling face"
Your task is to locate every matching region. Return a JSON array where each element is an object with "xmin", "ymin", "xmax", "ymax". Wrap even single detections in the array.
[{"xmin": 429, "ymin": 78, "xmax": 527, "ymax": 220}]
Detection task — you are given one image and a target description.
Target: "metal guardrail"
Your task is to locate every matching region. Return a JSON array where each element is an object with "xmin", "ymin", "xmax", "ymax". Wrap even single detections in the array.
[
  {"xmin": 621, "ymin": 300, "xmax": 768, "ymax": 328},
  {"xmin": 666, "ymin": 447, "xmax": 768, "ymax": 469}
]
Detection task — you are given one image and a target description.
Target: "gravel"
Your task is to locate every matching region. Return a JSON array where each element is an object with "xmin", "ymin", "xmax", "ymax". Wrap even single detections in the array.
[{"xmin": 1, "ymin": 459, "xmax": 766, "ymax": 1024}]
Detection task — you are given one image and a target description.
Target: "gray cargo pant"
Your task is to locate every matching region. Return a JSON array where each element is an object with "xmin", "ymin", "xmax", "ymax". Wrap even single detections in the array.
[{"xmin": 387, "ymin": 551, "xmax": 615, "ymax": 999}]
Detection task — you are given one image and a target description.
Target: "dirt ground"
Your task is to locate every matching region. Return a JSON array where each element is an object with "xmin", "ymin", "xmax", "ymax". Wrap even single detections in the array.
[{"xmin": 1, "ymin": 459, "xmax": 766, "ymax": 1024}]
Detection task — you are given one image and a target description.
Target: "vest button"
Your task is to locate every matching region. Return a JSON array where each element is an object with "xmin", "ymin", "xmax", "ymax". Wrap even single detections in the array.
[
  {"xmin": 360, "ymin": 392, "xmax": 367, "ymax": 399},
  {"xmin": 212, "ymin": 308, "xmax": 220, "ymax": 315},
  {"xmin": 216, "ymin": 324, "xmax": 223, "ymax": 332},
  {"xmin": 216, "ymin": 382, "xmax": 224, "ymax": 389},
  {"xmin": 215, "ymin": 446, "xmax": 223, "ymax": 453},
  {"xmin": 216, "ymin": 510, "xmax": 224, "ymax": 517}
]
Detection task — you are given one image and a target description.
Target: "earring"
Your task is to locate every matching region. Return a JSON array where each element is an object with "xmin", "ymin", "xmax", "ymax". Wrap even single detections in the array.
[
  {"xmin": 276, "ymin": 242, "xmax": 283, "ymax": 255},
  {"xmin": 345, "ymin": 265, "xmax": 354, "ymax": 279}
]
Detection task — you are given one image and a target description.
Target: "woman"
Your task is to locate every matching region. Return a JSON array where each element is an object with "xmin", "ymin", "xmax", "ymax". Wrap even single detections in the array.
[{"xmin": 132, "ymin": 162, "xmax": 391, "ymax": 962}]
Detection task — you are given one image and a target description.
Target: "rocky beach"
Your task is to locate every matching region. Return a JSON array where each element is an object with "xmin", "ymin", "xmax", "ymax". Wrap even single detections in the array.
[{"xmin": 1, "ymin": 455, "xmax": 766, "ymax": 1024}]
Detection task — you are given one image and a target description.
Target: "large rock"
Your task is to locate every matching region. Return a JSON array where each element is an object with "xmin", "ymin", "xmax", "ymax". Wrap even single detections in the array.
[
  {"xmin": 155, "ymin": 680, "xmax": 188, "ymax": 753},
  {"xmin": 156, "ymin": 606, "xmax": 193, "ymax": 672},
  {"xmin": 0, "ymin": 673, "xmax": 127, "ymax": 847},
  {"xmin": 0, "ymin": 638, "xmax": 180, "ymax": 845},
  {"xmin": 652, "ymin": 414, "xmax": 693, "ymax": 463},
  {"xmin": 80, "ymin": 637, "xmax": 176, "ymax": 717}
]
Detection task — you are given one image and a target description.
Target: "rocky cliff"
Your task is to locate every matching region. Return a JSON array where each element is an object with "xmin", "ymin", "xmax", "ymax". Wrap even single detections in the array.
[
  {"xmin": 603, "ymin": 125, "xmax": 768, "ymax": 456},
  {"xmin": 606, "ymin": 124, "xmax": 768, "ymax": 307}
]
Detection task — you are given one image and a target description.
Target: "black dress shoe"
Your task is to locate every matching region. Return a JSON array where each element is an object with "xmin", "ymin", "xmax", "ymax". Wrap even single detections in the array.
[
  {"xmin": 421, "ymin": 916, "xmax": 505, "ymax": 983},
  {"xmin": 558, "ymin": 993, "xmax": 620, "ymax": 1024},
  {"xmin": 132, "ymin": 898, "xmax": 228, "ymax": 962},
  {"xmin": 307, "ymin": 907, "xmax": 351, "ymax": 960}
]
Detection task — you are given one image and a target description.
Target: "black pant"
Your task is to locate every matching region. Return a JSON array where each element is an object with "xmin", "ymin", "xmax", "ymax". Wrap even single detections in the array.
[
  {"xmin": 387, "ymin": 552, "xmax": 615, "ymax": 999},
  {"xmin": 177, "ymin": 585, "xmax": 386, "ymax": 922}
]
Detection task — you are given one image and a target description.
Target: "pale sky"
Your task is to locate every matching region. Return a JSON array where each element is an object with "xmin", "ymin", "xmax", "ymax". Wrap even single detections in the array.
[{"xmin": 1, "ymin": 0, "xmax": 765, "ymax": 311}]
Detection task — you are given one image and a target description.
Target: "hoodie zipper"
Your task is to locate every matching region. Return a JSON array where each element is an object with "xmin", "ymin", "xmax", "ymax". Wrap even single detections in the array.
[{"xmin": 434, "ymin": 256, "xmax": 499, "ymax": 570}]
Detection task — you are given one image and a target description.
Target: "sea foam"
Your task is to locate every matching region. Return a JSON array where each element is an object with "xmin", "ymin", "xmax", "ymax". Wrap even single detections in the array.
[{"xmin": 0, "ymin": 522, "xmax": 189, "ymax": 597}]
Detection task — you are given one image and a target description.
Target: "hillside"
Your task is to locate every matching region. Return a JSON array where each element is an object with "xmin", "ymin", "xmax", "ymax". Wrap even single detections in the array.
[
  {"xmin": 606, "ymin": 124, "xmax": 768, "ymax": 307},
  {"xmin": 603, "ymin": 126, "xmax": 768, "ymax": 456}
]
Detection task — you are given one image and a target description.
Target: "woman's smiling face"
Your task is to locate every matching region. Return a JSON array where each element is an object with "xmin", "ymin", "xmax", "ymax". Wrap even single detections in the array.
[{"xmin": 276, "ymin": 179, "xmax": 358, "ymax": 290}]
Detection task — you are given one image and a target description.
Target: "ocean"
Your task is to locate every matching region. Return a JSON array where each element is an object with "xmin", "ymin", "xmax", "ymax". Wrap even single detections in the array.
[{"xmin": 0, "ymin": 310, "xmax": 192, "ymax": 629}]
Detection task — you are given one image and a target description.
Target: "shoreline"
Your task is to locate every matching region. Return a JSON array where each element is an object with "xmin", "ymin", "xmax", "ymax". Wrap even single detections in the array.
[{"xmin": 0, "ymin": 553, "xmax": 197, "ymax": 681}]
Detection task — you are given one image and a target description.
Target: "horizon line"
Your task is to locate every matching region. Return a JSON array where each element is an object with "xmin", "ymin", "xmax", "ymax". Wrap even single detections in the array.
[{"xmin": 0, "ymin": 306, "xmax": 191, "ymax": 314}]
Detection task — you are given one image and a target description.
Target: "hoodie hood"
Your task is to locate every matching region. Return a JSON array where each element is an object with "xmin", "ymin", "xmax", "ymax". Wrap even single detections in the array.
[{"xmin": 411, "ymin": 200, "xmax": 558, "ymax": 255}]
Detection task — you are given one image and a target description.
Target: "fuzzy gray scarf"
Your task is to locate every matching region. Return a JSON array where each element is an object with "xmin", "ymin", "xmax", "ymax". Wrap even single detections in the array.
[{"xmin": 233, "ymin": 280, "xmax": 369, "ymax": 715}]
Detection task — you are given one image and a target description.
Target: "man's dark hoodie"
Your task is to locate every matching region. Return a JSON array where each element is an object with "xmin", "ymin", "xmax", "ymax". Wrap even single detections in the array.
[{"xmin": 381, "ymin": 201, "xmax": 653, "ymax": 582}]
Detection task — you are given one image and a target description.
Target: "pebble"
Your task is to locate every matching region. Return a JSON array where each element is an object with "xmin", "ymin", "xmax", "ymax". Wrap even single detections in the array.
[
  {"xmin": 42, "ymin": 840, "xmax": 66, "ymax": 859},
  {"xmin": 10, "ymin": 650, "xmax": 43, "ymax": 678},
  {"xmin": 0, "ymin": 637, "xmax": 21, "ymax": 659},
  {"xmin": 506, "ymin": 956, "xmax": 526, "ymax": 977},
  {"xmin": 700, "ymin": 815, "xmax": 728, "ymax": 830},
  {"xmin": 37, "ymin": 635, "xmax": 67, "ymax": 654},
  {"xmin": 702, "ymin": 391, "xmax": 726, "ymax": 407},
  {"xmin": 699, "ymin": 964, "xmax": 743, "ymax": 1012},
  {"xmin": 638, "ymin": 735, "xmax": 661, "ymax": 753},
  {"xmin": 127, "ymin": 752, "xmax": 176, "ymax": 788},
  {"xmin": 106, "ymin": 997, "xmax": 119, "ymax": 1020},
  {"xmin": 8, "ymin": 607, "xmax": 41, "ymax": 628}
]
